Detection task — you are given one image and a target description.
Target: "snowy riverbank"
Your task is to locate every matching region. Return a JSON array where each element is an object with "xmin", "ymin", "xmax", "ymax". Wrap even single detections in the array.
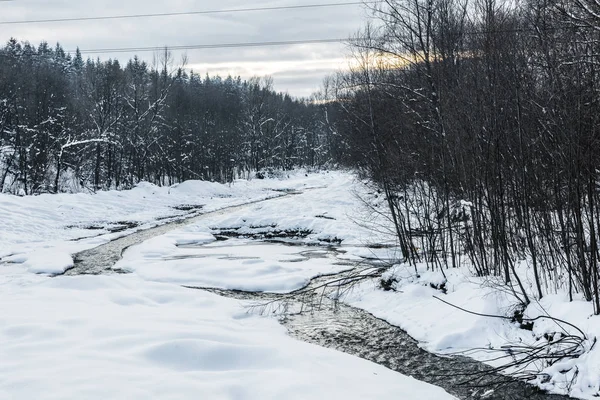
[
  {"xmin": 0, "ymin": 171, "xmax": 347, "ymax": 274},
  {"xmin": 0, "ymin": 170, "xmax": 458, "ymax": 400},
  {"xmin": 3, "ymin": 169, "xmax": 599, "ymax": 399},
  {"xmin": 344, "ymin": 263, "xmax": 600, "ymax": 399}
]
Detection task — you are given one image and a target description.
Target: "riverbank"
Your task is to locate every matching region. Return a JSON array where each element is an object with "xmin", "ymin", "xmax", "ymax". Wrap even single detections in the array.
[
  {"xmin": 0, "ymin": 170, "xmax": 459, "ymax": 399},
  {"xmin": 1, "ymin": 169, "xmax": 596, "ymax": 399}
]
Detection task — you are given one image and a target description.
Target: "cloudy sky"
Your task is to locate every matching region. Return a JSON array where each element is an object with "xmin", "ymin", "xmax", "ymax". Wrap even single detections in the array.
[{"xmin": 0, "ymin": 0, "xmax": 371, "ymax": 97}]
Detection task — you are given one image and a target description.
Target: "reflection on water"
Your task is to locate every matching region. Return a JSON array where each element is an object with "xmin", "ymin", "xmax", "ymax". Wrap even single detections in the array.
[{"xmin": 204, "ymin": 272, "xmax": 571, "ymax": 400}]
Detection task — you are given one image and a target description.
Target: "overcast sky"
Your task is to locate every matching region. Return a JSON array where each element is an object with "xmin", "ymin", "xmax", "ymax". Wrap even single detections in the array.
[{"xmin": 0, "ymin": 0, "xmax": 370, "ymax": 97}]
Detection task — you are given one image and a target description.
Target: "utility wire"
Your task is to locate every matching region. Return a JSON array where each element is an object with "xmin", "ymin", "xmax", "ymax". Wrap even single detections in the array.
[
  {"xmin": 72, "ymin": 38, "xmax": 347, "ymax": 54},
  {"xmin": 0, "ymin": 1, "xmax": 376, "ymax": 25},
  {"xmin": 69, "ymin": 23, "xmax": 596, "ymax": 55}
]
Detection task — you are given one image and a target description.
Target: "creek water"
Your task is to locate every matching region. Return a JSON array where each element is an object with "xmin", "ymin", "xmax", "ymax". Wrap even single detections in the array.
[{"xmin": 63, "ymin": 196, "xmax": 572, "ymax": 400}]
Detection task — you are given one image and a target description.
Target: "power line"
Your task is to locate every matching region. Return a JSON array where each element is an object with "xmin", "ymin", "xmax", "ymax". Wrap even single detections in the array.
[
  {"xmin": 0, "ymin": 1, "xmax": 375, "ymax": 25},
  {"xmin": 72, "ymin": 38, "xmax": 347, "ymax": 55},
  {"xmin": 70, "ymin": 23, "xmax": 596, "ymax": 56}
]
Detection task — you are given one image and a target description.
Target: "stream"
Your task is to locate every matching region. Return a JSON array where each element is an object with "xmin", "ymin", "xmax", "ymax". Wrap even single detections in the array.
[
  {"xmin": 62, "ymin": 195, "xmax": 572, "ymax": 400},
  {"xmin": 63, "ymin": 195, "xmax": 292, "ymax": 276}
]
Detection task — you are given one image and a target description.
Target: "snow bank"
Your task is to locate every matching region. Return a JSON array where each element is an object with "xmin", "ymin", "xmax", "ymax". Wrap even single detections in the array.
[
  {"xmin": 0, "ymin": 273, "xmax": 457, "ymax": 400},
  {"xmin": 113, "ymin": 172, "xmax": 393, "ymax": 293},
  {"xmin": 117, "ymin": 235, "xmax": 351, "ymax": 293},
  {"xmin": 0, "ymin": 170, "xmax": 345, "ymax": 274},
  {"xmin": 345, "ymin": 263, "xmax": 600, "ymax": 399},
  {"xmin": 203, "ymin": 173, "xmax": 390, "ymax": 246},
  {"xmin": 0, "ymin": 169, "xmax": 461, "ymax": 398}
]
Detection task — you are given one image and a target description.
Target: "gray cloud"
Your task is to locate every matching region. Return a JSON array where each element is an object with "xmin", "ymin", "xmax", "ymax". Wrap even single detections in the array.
[{"xmin": 0, "ymin": 0, "xmax": 368, "ymax": 97}]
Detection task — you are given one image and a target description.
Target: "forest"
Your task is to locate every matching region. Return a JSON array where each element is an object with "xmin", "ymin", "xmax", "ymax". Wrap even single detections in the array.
[
  {"xmin": 322, "ymin": 0, "xmax": 600, "ymax": 315},
  {"xmin": 0, "ymin": 40, "xmax": 332, "ymax": 194}
]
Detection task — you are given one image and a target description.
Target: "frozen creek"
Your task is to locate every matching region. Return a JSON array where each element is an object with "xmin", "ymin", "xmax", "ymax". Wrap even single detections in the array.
[{"xmin": 62, "ymin": 195, "xmax": 572, "ymax": 400}]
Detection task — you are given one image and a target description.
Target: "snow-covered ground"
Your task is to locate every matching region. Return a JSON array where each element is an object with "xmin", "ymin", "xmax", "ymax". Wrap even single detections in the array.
[
  {"xmin": 0, "ymin": 170, "xmax": 457, "ymax": 400},
  {"xmin": 109, "ymin": 170, "xmax": 600, "ymax": 400},
  {"xmin": 0, "ymin": 273, "xmax": 457, "ymax": 400},
  {"xmin": 118, "ymin": 236, "xmax": 353, "ymax": 292},
  {"xmin": 345, "ymin": 263, "xmax": 600, "ymax": 399},
  {"xmin": 6, "ymin": 168, "xmax": 600, "ymax": 399},
  {"xmin": 113, "ymin": 175, "xmax": 398, "ymax": 293},
  {"xmin": 0, "ymin": 172, "xmax": 348, "ymax": 274}
]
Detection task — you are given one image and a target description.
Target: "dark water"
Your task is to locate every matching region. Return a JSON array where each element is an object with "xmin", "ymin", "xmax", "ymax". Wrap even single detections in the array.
[
  {"xmin": 63, "ymin": 195, "xmax": 573, "ymax": 400},
  {"xmin": 62, "ymin": 196, "xmax": 288, "ymax": 276},
  {"xmin": 203, "ymin": 273, "xmax": 572, "ymax": 400}
]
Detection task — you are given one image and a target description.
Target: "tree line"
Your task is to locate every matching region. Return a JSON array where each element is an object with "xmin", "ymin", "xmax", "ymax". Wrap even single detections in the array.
[
  {"xmin": 0, "ymin": 39, "xmax": 333, "ymax": 194},
  {"xmin": 323, "ymin": 0, "xmax": 600, "ymax": 313}
]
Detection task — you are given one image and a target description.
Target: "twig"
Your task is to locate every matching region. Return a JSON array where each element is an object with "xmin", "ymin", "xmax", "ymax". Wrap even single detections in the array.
[{"xmin": 433, "ymin": 295, "xmax": 587, "ymax": 339}]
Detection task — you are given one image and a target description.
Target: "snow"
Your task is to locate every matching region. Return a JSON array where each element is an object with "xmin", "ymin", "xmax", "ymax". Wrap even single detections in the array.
[
  {"xmin": 345, "ymin": 263, "xmax": 600, "ymax": 399},
  {"xmin": 198, "ymin": 173, "xmax": 387, "ymax": 246},
  {"xmin": 22, "ymin": 250, "xmax": 74, "ymax": 274},
  {"xmin": 0, "ymin": 171, "xmax": 345, "ymax": 274},
  {"xmin": 10, "ymin": 167, "xmax": 600, "ymax": 398},
  {"xmin": 117, "ymin": 237, "xmax": 351, "ymax": 292},
  {"xmin": 109, "ymin": 171, "xmax": 395, "ymax": 293},
  {"xmin": 0, "ymin": 170, "xmax": 456, "ymax": 400},
  {"xmin": 0, "ymin": 273, "xmax": 456, "ymax": 400}
]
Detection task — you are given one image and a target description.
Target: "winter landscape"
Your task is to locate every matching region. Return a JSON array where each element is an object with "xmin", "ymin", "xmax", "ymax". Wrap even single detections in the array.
[{"xmin": 2, "ymin": 0, "xmax": 600, "ymax": 399}]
